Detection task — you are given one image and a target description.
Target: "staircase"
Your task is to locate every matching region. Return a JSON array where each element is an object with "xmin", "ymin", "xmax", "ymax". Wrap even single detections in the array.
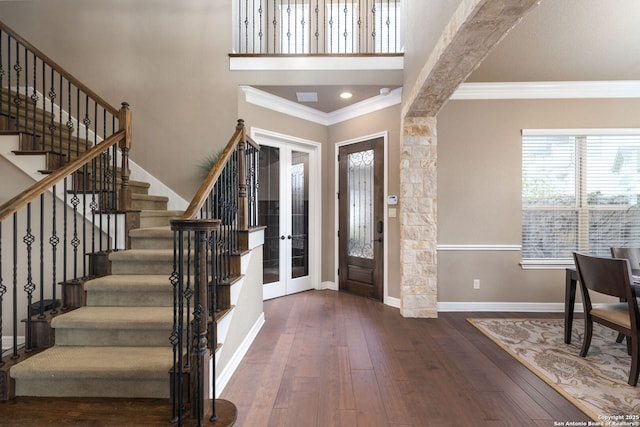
[{"xmin": 9, "ymin": 182, "xmax": 182, "ymax": 397}]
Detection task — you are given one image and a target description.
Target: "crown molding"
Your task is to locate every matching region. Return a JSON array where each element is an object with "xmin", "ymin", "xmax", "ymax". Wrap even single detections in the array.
[
  {"xmin": 451, "ymin": 80, "xmax": 640, "ymax": 99},
  {"xmin": 240, "ymin": 85, "xmax": 402, "ymax": 126}
]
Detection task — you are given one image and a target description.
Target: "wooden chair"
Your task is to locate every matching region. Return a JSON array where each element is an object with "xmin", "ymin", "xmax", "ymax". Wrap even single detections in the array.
[
  {"xmin": 573, "ymin": 252, "xmax": 640, "ymax": 386},
  {"xmin": 610, "ymin": 247, "xmax": 640, "ymax": 343}
]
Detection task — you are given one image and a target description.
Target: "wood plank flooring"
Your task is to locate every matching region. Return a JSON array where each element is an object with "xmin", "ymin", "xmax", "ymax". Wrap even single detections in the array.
[
  {"xmin": 1, "ymin": 289, "xmax": 589, "ymax": 426},
  {"xmin": 220, "ymin": 290, "xmax": 589, "ymax": 427}
]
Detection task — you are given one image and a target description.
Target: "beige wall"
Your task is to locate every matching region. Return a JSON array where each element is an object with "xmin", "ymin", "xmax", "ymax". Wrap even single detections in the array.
[
  {"xmin": 0, "ymin": 0, "xmax": 237, "ymax": 200},
  {"xmin": 437, "ymin": 97, "xmax": 640, "ymax": 303}
]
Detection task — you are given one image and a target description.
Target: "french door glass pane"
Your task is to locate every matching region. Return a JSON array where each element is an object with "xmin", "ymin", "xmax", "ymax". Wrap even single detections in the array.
[
  {"xmin": 291, "ymin": 151, "xmax": 309, "ymax": 279},
  {"xmin": 348, "ymin": 149, "xmax": 374, "ymax": 259},
  {"xmin": 259, "ymin": 146, "xmax": 280, "ymax": 284}
]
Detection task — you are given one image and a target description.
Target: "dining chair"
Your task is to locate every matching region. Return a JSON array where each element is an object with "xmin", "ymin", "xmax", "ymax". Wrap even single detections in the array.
[
  {"xmin": 572, "ymin": 252, "xmax": 640, "ymax": 386},
  {"xmin": 610, "ymin": 247, "xmax": 640, "ymax": 343}
]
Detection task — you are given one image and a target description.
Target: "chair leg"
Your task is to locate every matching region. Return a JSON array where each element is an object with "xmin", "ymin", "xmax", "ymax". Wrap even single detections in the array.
[
  {"xmin": 617, "ymin": 332, "xmax": 625, "ymax": 343},
  {"xmin": 580, "ymin": 318, "xmax": 593, "ymax": 358},
  {"xmin": 628, "ymin": 336, "xmax": 639, "ymax": 386}
]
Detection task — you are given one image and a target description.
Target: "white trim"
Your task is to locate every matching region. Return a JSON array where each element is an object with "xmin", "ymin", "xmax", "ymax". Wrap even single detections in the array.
[
  {"xmin": 451, "ymin": 80, "xmax": 640, "ymax": 100},
  {"xmin": 437, "ymin": 244, "xmax": 521, "ymax": 251},
  {"xmin": 214, "ymin": 312, "xmax": 265, "ymax": 397},
  {"xmin": 250, "ymin": 127, "xmax": 323, "ymax": 297},
  {"xmin": 230, "ymin": 55, "xmax": 403, "ymax": 71},
  {"xmin": 321, "ymin": 281, "xmax": 338, "ymax": 291},
  {"xmin": 334, "ymin": 132, "xmax": 389, "ymax": 303},
  {"xmin": 385, "ymin": 296, "xmax": 401, "ymax": 309},
  {"xmin": 240, "ymin": 85, "xmax": 402, "ymax": 126},
  {"xmin": 522, "ymin": 128, "xmax": 640, "ymax": 136},
  {"xmin": 437, "ymin": 302, "xmax": 579, "ymax": 312},
  {"xmin": 520, "ymin": 259, "xmax": 574, "ymax": 270}
]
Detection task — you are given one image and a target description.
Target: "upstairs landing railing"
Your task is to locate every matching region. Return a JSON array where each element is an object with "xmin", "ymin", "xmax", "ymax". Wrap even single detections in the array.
[
  {"xmin": 0, "ymin": 20, "xmax": 133, "ymax": 400},
  {"xmin": 233, "ymin": 0, "xmax": 403, "ymax": 54},
  {"xmin": 170, "ymin": 119, "xmax": 259, "ymax": 425}
]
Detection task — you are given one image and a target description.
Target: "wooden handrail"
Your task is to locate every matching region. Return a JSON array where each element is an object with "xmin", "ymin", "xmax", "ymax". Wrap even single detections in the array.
[
  {"xmin": 181, "ymin": 120, "xmax": 259, "ymax": 220},
  {"xmin": 0, "ymin": 129, "xmax": 125, "ymax": 222},
  {"xmin": 0, "ymin": 20, "xmax": 119, "ymax": 116}
]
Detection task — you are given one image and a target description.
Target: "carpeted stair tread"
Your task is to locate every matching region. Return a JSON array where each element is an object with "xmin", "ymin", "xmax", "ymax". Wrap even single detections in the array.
[
  {"xmin": 10, "ymin": 346, "xmax": 172, "ymax": 380},
  {"xmin": 52, "ymin": 306, "xmax": 172, "ymax": 330},
  {"xmin": 129, "ymin": 226, "xmax": 175, "ymax": 250},
  {"xmin": 84, "ymin": 275, "xmax": 173, "ymax": 306}
]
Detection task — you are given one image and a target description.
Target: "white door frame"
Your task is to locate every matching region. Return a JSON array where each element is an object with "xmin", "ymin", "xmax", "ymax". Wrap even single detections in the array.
[
  {"xmin": 334, "ymin": 131, "xmax": 389, "ymax": 303},
  {"xmin": 251, "ymin": 127, "xmax": 322, "ymax": 299}
]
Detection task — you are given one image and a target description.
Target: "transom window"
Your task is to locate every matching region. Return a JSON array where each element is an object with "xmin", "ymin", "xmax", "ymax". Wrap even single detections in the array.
[{"xmin": 521, "ymin": 129, "xmax": 640, "ymax": 266}]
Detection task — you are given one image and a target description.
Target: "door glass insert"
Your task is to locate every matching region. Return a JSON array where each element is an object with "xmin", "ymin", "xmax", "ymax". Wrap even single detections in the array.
[
  {"xmin": 259, "ymin": 146, "xmax": 280, "ymax": 284},
  {"xmin": 291, "ymin": 151, "xmax": 309, "ymax": 279},
  {"xmin": 348, "ymin": 149, "xmax": 374, "ymax": 259}
]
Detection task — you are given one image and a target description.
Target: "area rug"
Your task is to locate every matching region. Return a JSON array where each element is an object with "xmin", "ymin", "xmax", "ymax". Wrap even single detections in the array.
[{"xmin": 468, "ymin": 318, "xmax": 640, "ymax": 421}]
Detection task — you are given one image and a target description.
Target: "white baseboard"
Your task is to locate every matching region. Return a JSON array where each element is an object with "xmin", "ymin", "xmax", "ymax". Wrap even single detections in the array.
[
  {"xmin": 214, "ymin": 312, "xmax": 266, "ymax": 398},
  {"xmin": 321, "ymin": 281, "xmax": 338, "ymax": 291},
  {"xmin": 385, "ymin": 296, "xmax": 401, "ymax": 308},
  {"xmin": 437, "ymin": 302, "xmax": 583, "ymax": 313}
]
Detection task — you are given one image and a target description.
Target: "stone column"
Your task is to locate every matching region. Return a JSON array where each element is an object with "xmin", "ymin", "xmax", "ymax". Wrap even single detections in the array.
[{"xmin": 400, "ymin": 117, "xmax": 438, "ymax": 318}]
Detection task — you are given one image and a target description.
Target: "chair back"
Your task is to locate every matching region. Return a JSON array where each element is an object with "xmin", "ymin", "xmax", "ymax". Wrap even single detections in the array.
[
  {"xmin": 573, "ymin": 253, "xmax": 637, "ymax": 302},
  {"xmin": 611, "ymin": 247, "xmax": 640, "ymax": 271}
]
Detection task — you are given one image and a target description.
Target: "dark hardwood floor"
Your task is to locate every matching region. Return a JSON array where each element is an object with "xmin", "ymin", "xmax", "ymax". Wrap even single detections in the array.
[{"xmin": 1, "ymin": 289, "xmax": 589, "ymax": 426}]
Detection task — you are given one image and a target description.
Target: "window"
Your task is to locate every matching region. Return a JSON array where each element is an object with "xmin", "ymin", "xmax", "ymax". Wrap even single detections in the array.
[{"xmin": 522, "ymin": 129, "xmax": 640, "ymax": 265}]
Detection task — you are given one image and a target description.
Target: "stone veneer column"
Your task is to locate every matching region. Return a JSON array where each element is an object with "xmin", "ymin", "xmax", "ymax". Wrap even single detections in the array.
[{"xmin": 400, "ymin": 116, "xmax": 438, "ymax": 318}]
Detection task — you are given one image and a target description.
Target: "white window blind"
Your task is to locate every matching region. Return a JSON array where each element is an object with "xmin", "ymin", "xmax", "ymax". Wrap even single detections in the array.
[{"xmin": 522, "ymin": 129, "xmax": 640, "ymax": 262}]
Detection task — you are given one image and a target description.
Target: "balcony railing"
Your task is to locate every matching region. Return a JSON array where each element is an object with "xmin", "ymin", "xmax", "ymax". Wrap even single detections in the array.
[{"xmin": 234, "ymin": 0, "xmax": 402, "ymax": 54}]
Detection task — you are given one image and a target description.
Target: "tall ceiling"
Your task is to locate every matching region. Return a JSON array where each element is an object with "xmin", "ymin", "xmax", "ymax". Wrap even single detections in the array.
[{"xmin": 255, "ymin": 0, "xmax": 640, "ymax": 113}]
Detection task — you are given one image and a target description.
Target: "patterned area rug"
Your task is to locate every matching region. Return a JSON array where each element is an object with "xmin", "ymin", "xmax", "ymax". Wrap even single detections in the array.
[{"xmin": 468, "ymin": 318, "xmax": 640, "ymax": 421}]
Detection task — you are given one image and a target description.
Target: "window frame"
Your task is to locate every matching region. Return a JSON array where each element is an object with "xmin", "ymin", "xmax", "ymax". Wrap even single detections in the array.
[{"xmin": 521, "ymin": 128, "xmax": 640, "ymax": 269}]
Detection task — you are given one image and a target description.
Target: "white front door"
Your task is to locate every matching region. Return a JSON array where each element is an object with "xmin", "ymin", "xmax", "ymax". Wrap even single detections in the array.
[{"xmin": 256, "ymin": 131, "xmax": 320, "ymax": 300}]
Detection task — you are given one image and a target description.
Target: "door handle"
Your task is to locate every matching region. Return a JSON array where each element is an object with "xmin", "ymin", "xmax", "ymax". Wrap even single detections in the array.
[
  {"xmin": 287, "ymin": 235, "xmax": 292, "ymax": 240},
  {"xmin": 372, "ymin": 238, "xmax": 383, "ymax": 243},
  {"xmin": 280, "ymin": 235, "xmax": 285, "ymax": 240}
]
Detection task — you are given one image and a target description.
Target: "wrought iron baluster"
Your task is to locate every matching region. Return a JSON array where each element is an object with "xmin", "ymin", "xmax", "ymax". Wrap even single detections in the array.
[
  {"xmin": 0, "ymin": 30, "xmax": 4, "ymax": 116},
  {"xmin": 12, "ymin": 213, "xmax": 18, "ymax": 359},
  {"xmin": 258, "ymin": 0, "xmax": 264, "ymax": 53},
  {"xmin": 12, "ymin": 38, "xmax": 22, "ymax": 130},
  {"xmin": 23, "ymin": 203, "xmax": 35, "ymax": 352},
  {"xmin": 272, "ymin": 0, "xmax": 277, "ymax": 53},
  {"xmin": 50, "ymin": 184, "xmax": 59, "ymax": 315},
  {"xmin": 37, "ymin": 195, "xmax": 44, "ymax": 319},
  {"xmin": 169, "ymin": 228, "xmax": 183, "ymax": 424},
  {"xmin": 315, "ymin": 0, "xmax": 320, "ymax": 53},
  {"xmin": 0, "ymin": 223, "xmax": 4, "ymax": 364},
  {"xmin": 329, "ymin": 0, "xmax": 334, "ymax": 52},
  {"xmin": 30, "ymin": 52, "xmax": 39, "ymax": 148},
  {"xmin": 62, "ymin": 176, "xmax": 68, "ymax": 310}
]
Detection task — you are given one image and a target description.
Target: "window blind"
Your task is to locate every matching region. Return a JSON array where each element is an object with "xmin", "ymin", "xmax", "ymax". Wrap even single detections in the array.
[{"xmin": 522, "ymin": 130, "xmax": 640, "ymax": 261}]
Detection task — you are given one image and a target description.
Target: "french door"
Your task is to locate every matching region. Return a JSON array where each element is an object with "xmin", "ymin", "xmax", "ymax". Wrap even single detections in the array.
[{"xmin": 259, "ymin": 139, "xmax": 318, "ymax": 300}]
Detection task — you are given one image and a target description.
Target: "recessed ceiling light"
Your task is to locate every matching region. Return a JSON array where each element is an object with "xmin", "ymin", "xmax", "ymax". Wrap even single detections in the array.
[
  {"xmin": 296, "ymin": 92, "xmax": 318, "ymax": 102},
  {"xmin": 339, "ymin": 91, "xmax": 353, "ymax": 99}
]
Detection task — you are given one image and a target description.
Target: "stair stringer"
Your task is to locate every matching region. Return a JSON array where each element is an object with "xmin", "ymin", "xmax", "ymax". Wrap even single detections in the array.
[{"xmin": 212, "ymin": 227, "xmax": 265, "ymax": 398}]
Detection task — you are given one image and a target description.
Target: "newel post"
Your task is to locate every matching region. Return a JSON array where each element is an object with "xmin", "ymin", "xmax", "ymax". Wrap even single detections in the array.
[
  {"xmin": 237, "ymin": 119, "xmax": 249, "ymax": 231},
  {"xmin": 118, "ymin": 102, "xmax": 132, "ymax": 212}
]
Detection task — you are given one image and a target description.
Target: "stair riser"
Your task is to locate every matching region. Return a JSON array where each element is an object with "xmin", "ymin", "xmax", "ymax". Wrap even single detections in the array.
[
  {"xmin": 130, "ymin": 237, "xmax": 174, "ymax": 250},
  {"xmin": 132, "ymin": 198, "xmax": 168, "ymax": 210},
  {"xmin": 110, "ymin": 260, "xmax": 177, "ymax": 275},
  {"xmin": 15, "ymin": 378, "xmax": 169, "ymax": 398},
  {"xmin": 55, "ymin": 329, "xmax": 172, "ymax": 347},
  {"xmin": 86, "ymin": 292, "xmax": 173, "ymax": 307}
]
